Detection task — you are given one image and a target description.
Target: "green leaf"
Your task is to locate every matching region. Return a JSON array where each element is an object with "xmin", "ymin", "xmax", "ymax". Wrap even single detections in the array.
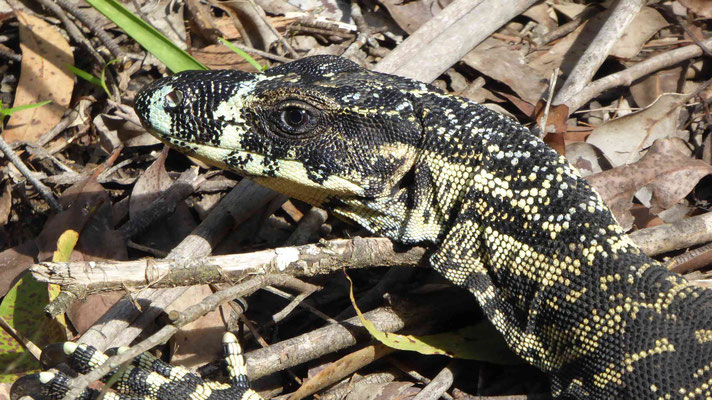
[
  {"xmin": 85, "ymin": 0, "xmax": 206, "ymax": 72},
  {"xmin": 218, "ymin": 38, "xmax": 265, "ymax": 72},
  {"xmin": 416, "ymin": 323, "xmax": 523, "ymax": 364},
  {"xmin": 0, "ymin": 100, "xmax": 52, "ymax": 119},
  {"xmin": 67, "ymin": 64, "xmax": 103, "ymax": 88},
  {"xmin": 346, "ymin": 271, "xmax": 522, "ymax": 364},
  {"xmin": 347, "ymin": 271, "xmax": 450, "ymax": 356},
  {"xmin": 100, "ymin": 59, "xmax": 121, "ymax": 96},
  {"xmin": 0, "ymin": 273, "xmax": 66, "ymax": 382}
]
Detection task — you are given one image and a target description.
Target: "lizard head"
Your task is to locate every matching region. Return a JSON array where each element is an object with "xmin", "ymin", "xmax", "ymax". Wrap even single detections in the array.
[{"xmin": 134, "ymin": 56, "xmax": 424, "ymax": 209}]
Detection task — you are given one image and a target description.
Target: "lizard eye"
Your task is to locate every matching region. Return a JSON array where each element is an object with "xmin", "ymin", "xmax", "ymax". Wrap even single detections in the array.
[
  {"xmin": 271, "ymin": 102, "xmax": 320, "ymax": 137},
  {"xmin": 164, "ymin": 89, "xmax": 183, "ymax": 110},
  {"xmin": 280, "ymin": 107, "xmax": 309, "ymax": 129}
]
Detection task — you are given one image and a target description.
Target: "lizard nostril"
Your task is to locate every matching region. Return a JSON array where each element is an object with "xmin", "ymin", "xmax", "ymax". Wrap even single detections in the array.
[{"xmin": 164, "ymin": 89, "xmax": 183, "ymax": 110}]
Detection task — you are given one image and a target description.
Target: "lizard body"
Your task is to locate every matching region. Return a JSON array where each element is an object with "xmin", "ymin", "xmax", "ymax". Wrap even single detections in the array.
[
  {"xmin": 132, "ymin": 56, "xmax": 712, "ymax": 399},
  {"xmin": 19, "ymin": 56, "xmax": 712, "ymax": 400}
]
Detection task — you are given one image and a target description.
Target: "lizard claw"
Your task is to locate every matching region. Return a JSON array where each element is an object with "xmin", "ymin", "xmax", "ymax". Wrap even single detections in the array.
[{"xmin": 11, "ymin": 333, "xmax": 262, "ymax": 400}]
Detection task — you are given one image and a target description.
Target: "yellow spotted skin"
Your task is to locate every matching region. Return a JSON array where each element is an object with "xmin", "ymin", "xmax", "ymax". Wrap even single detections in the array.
[{"xmin": 133, "ymin": 56, "xmax": 712, "ymax": 399}]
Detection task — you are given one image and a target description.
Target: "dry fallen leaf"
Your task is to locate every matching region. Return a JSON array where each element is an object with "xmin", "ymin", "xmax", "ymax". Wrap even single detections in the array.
[
  {"xmin": 379, "ymin": 0, "xmax": 443, "ymax": 34},
  {"xmin": 167, "ymin": 285, "xmax": 225, "ymax": 367},
  {"xmin": 609, "ymin": 7, "xmax": 668, "ymax": 59},
  {"xmin": 537, "ymin": 103, "xmax": 569, "ymax": 155},
  {"xmin": 679, "ymin": 0, "xmax": 712, "ymax": 18},
  {"xmin": 551, "ymin": 3, "xmax": 588, "ymax": 19},
  {"xmin": 586, "ymin": 93, "xmax": 688, "ymax": 167},
  {"xmin": 567, "ymin": 142, "xmax": 607, "ymax": 177},
  {"xmin": 0, "ymin": 183, "xmax": 11, "ymax": 226},
  {"xmin": 528, "ymin": 9, "xmax": 606, "ymax": 82},
  {"xmin": 523, "ymin": 2, "xmax": 557, "ymax": 32},
  {"xmin": 463, "ymin": 38, "xmax": 549, "ymax": 105},
  {"xmin": 191, "ymin": 44, "xmax": 265, "ymax": 72},
  {"xmin": 629, "ymin": 67, "xmax": 683, "ymax": 108},
  {"xmin": 129, "ymin": 148, "xmax": 196, "ymax": 251},
  {"xmin": 0, "ymin": 241, "xmax": 38, "ymax": 297},
  {"xmin": 4, "ymin": 12, "xmax": 73, "ymax": 143},
  {"xmin": 587, "ymin": 138, "xmax": 712, "ymax": 230},
  {"xmin": 35, "ymin": 176, "xmax": 127, "ymax": 333}
]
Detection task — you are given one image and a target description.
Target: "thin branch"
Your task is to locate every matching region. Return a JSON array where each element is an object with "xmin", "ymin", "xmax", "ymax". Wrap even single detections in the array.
[
  {"xmin": 0, "ymin": 134, "xmax": 62, "ymax": 212},
  {"xmin": 76, "ymin": 179, "xmax": 282, "ymax": 352},
  {"xmin": 553, "ymin": 0, "xmax": 647, "ymax": 106},
  {"xmin": 35, "ymin": 0, "xmax": 106, "ymax": 64},
  {"xmin": 565, "ymin": 37, "xmax": 712, "ymax": 112},
  {"xmin": 51, "ymin": 0, "xmax": 123, "ymax": 58},
  {"xmin": 62, "ymin": 274, "xmax": 286, "ymax": 400},
  {"xmin": 412, "ymin": 361, "xmax": 455, "ymax": 400}
]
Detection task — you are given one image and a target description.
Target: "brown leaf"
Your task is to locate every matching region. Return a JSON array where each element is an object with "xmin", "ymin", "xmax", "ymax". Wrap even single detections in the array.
[
  {"xmin": 523, "ymin": 2, "xmax": 556, "ymax": 32},
  {"xmin": 0, "ymin": 183, "xmax": 11, "ymax": 226},
  {"xmin": 609, "ymin": 7, "xmax": 668, "ymax": 59},
  {"xmin": 552, "ymin": 3, "xmax": 588, "ymax": 19},
  {"xmin": 378, "ymin": 0, "xmax": 445, "ymax": 34},
  {"xmin": 191, "ymin": 44, "xmax": 265, "ymax": 72},
  {"xmin": 496, "ymin": 92, "xmax": 535, "ymax": 117},
  {"xmin": 587, "ymin": 138, "xmax": 712, "ymax": 230},
  {"xmin": 67, "ymin": 293, "xmax": 124, "ymax": 334},
  {"xmin": 463, "ymin": 38, "xmax": 549, "ymax": 105},
  {"xmin": 167, "ymin": 286, "xmax": 225, "ymax": 367},
  {"xmin": 528, "ymin": 11, "xmax": 606, "ymax": 86},
  {"xmin": 537, "ymin": 103, "xmax": 569, "ymax": 155},
  {"xmin": 4, "ymin": 12, "xmax": 73, "ymax": 143},
  {"xmin": 129, "ymin": 148, "xmax": 197, "ymax": 252},
  {"xmin": 629, "ymin": 67, "xmax": 684, "ymax": 108},
  {"xmin": 34, "ymin": 176, "xmax": 128, "ymax": 333},
  {"xmin": 0, "ymin": 241, "xmax": 38, "ymax": 297},
  {"xmin": 647, "ymin": 141, "xmax": 712, "ymax": 213},
  {"xmin": 679, "ymin": 0, "xmax": 712, "ymax": 18},
  {"xmin": 567, "ymin": 142, "xmax": 606, "ymax": 177},
  {"xmin": 586, "ymin": 93, "xmax": 688, "ymax": 167},
  {"xmin": 36, "ymin": 178, "xmax": 118, "ymax": 260}
]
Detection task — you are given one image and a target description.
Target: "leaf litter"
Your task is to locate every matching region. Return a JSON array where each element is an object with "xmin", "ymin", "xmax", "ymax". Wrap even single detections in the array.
[{"xmin": 0, "ymin": 0, "xmax": 711, "ymax": 398}]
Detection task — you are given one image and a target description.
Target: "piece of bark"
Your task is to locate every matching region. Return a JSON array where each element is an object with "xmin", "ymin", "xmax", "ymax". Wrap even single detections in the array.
[{"xmin": 374, "ymin": 0, "xmax": 537, "ymax": 83}]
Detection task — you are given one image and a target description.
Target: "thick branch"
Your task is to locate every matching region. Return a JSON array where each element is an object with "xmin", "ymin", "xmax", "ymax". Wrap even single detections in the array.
[
  {"xmin": 374, "ymin": 0, "xmax": 537, "ymax": 82},
  {"xmin": 31, "ymin": 238, "xmax": 427, "ymax": 293}
]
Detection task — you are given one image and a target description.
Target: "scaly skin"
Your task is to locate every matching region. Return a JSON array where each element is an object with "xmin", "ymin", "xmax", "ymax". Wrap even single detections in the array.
[
  {"xmin": 35, "ymin": 55, "xmax": 711, "ymax": 400},
  {"xmin": 131, "ymin": 56, "xmax": 712, "ymax": 399}
]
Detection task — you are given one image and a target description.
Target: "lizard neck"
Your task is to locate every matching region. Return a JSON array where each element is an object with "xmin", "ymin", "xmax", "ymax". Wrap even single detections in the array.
[{"xmin": 331, "ymin": 93, "xmax": 512, "ymax": 246}]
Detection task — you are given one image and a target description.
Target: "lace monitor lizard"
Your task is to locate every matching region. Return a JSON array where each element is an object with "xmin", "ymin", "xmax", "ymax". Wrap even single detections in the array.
[{"xmin": 18, "ymin": 56, "xmax": 712, "ymax": 399}]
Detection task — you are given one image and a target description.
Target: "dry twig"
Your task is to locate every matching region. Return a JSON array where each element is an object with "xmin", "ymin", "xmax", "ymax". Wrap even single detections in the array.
[{"xmin": 553, "ymin": 0, "xmax": 646, "ymax": 106}]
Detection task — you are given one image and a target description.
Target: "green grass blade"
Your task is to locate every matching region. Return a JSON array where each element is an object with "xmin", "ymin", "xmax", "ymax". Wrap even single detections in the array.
[
  {"xmin": 218, "ymin": 38, "xmax": 265, "ymax": 72},
  {"xmin": 66, "ymin": 65, "xmax": 103, "ymax": 88},
  {"xmin": 85, "ymin": 0, "xmax": 206, "ymax": 72},
  {"xmin": 0, "ymin": 100, "xmax": 52, "ymax": 118}
]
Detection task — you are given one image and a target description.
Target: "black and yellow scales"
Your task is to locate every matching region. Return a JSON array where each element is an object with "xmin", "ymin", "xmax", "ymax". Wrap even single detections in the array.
[{"xmin": 17, "ymin": 56, "xmax": 712, "ymax": 399}]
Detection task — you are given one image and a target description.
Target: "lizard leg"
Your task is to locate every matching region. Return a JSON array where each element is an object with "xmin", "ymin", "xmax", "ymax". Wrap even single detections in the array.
[{"xmin": 11, "ymin": 333, "xmax": 261, "ymax": 400}]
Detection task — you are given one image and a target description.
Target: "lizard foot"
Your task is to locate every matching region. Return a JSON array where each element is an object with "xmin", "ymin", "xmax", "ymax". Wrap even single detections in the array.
[{"xmin": 11, "ymin": 332, "xmax": 262, "ymax": 400}]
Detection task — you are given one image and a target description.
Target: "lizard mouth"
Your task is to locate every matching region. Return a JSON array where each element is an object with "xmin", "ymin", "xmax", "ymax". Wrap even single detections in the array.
[{"xmin": 154, "ymin": 135, "xmax": 368, "ymax": 199}]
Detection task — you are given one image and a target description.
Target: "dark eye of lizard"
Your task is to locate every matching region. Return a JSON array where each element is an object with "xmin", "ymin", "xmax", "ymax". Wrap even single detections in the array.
[{"xmin": 280, "ymin": 107, "xmax": 309, "ymax": 129}]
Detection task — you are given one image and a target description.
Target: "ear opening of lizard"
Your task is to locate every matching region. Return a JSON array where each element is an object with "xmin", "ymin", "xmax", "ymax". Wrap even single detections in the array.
[{"xmin": 124, "ymin": 55, "xmax": 712, "ymax": 399}]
